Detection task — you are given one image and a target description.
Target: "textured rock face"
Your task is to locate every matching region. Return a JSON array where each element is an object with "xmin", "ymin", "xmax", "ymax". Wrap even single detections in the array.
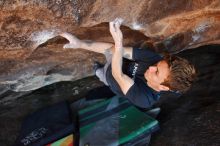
[
  {"xmin": 0, "ymin": 1, "xmax": 220, "ymax": 146},
  {"xmin": 0, "ymin": 0, "xmax": 220, "ymax": 100}
]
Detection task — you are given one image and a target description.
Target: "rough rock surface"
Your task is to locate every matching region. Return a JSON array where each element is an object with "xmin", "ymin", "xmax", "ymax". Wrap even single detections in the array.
[
  {"xmin": 0, "ymin": 1, "xmax": 220, "ymax": 146},
  {"xmin": 0, "ymin": 0, "xmax": 220, "ymax": 98}
]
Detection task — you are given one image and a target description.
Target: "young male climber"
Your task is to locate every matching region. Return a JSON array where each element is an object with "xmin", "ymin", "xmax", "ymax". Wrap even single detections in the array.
[{"xmin": 60, "ymin": 19, "xmax": 196, "ymax": 109}]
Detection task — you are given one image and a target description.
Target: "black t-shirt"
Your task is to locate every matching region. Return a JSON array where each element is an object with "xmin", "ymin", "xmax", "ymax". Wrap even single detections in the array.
[{"xmin": 106, "ymin": 43, "xmax": 163, "ymax": 109}]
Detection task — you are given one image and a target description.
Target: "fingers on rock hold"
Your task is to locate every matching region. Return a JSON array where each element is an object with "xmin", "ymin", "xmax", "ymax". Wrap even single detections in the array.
[
  {"xmin": 60, "ymin": 32, "xmax": 76, "ymax": 43},
  {"xmin": 63, "ymin": 44, "xmax": 71, "ymax": 49}
]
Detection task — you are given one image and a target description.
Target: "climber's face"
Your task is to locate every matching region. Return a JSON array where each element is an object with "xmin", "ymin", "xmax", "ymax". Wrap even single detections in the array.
[{"xmin": 144, "ymin": 60, "xmax": 170, "ymax": 91}]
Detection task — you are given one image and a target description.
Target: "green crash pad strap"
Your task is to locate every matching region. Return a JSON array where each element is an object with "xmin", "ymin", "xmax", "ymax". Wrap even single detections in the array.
[
  {"xmin": 79, "ymin": 102, "xmax": 109, "ymax": 120},
  {"xmin": 79, "ymin": 98, "xmax": 128, "ymax": 120},
  {"xmin": 80, "ymin": 101, "xmax": 131, "ymax": 127}
]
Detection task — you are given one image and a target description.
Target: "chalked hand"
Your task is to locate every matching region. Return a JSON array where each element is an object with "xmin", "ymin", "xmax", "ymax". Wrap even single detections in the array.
[
  {"xmin": 109, "ymin": 18, "xmax": 123, "ymax": 50},
  {"xmin": 60, "ymin": 32, "xmax": 82, "ymax": 49}
]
